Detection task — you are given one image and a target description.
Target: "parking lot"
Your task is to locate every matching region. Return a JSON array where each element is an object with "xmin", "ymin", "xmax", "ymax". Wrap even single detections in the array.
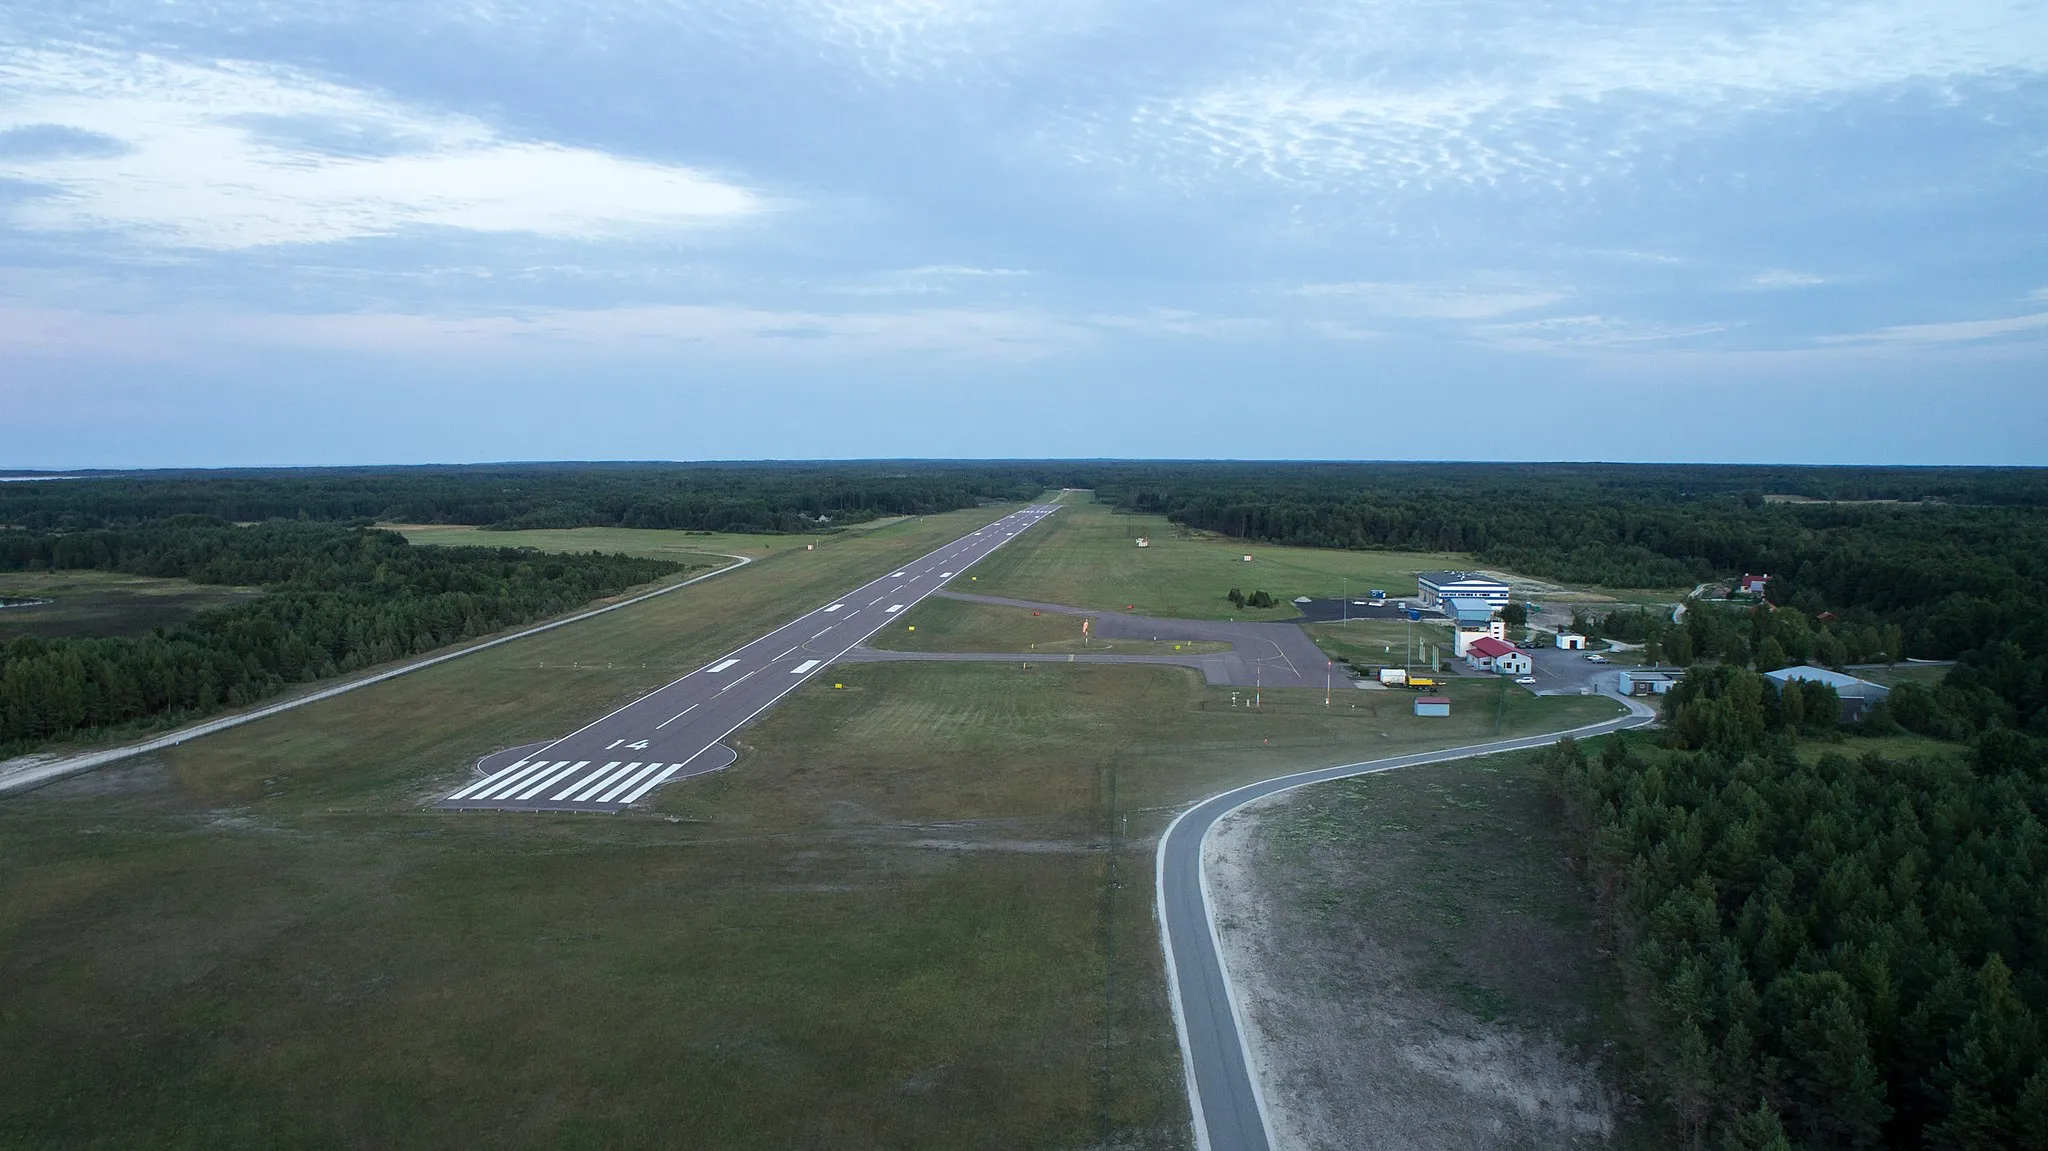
[{"xmin": 1517, "ymin": 644, "xmax": 1630, "ymax": 697}]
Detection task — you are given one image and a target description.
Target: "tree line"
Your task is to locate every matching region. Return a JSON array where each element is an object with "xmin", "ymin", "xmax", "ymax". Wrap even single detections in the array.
[
  {"xmin": 1542, "ymin": 659, "xmax": 2048, "ymax": 1149},
  {"xmin": 0, "ymin": 462, "xmax": 1055, "ymax": 533},
  {"xmin": 0, "ymin": 520, "xmax": 684, "ymax": 751}
]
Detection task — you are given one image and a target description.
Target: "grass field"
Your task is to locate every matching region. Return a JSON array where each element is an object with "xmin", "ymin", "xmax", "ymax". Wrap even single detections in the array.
[
  {"xmin": 0, "ymin": 570, "xmax": 262, "ymax": 640},
  {"xmin": 871, "ymin": 596, "xmax": 1230, "ymax": 656},
  {"xmin": 1302, "ymin": 619, "xmax": 1457, "ymax": 668},
  {"xmin": 0, "ymin": 494, "xmax": 1624, "ymax": 1148},
  {"xmin": 967, "ymin": 496, "xmax": 1470, "ymax": 620},
  {"xmin": 1214, "ymin": 745, "xmax": 1661, "ymax": 1146}
]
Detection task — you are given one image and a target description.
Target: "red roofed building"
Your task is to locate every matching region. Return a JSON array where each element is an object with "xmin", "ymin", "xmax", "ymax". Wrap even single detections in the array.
[
  {"xmin": 1463, "ymin": 637, "xmax": 1533, "ymax": 675},
  {"xmin": 1739, "ymin": 574, "xmax": 1770, "ymax": 597}
]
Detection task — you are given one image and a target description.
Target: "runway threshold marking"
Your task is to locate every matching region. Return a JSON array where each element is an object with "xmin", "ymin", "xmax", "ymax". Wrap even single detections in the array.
[
  {"xmin": 791, "ymin": 659, "xmax": 821, "ymax": 674},
  {"xmin": 706, "ymin": 658, "xmax": 740, "ymax": 673},
  {"xmin": 469, "ymin": 759, "xmax": 553, "ymax": 801},
  {"xmin": 551, "ymin": 761, "xmax": 622, "ymax": 801},
  {"xmin": 621, "ymin": 763, "xmax": 683, "ymax": 805},
  {"xmin": 656, "ymin": 703, "xmax": 698, "ymax": 729},
  {"xmin": 572, "ymin": 762, "xmax": 642, "ymax": 802},
  {"xmin": 515, "ymin": 760, "xmax": 588, "ymax": 800},
  {"xmin": 446, "ymin": 760, "xmax": 528, "ymax": 800},
  {"xmin": 598, "ymin": 761, "xmax": 666, "ymax": 803}
]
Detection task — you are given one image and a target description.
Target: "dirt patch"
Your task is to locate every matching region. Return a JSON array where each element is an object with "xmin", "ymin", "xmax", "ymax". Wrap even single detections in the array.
[{"xmin": 1205, "ymin": 755, "xmax": 1655, "ymax": 1149}]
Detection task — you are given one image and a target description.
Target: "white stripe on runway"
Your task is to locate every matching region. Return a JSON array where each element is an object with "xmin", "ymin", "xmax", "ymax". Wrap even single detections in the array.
[
  {"xmin": 446, "ymin": 759, "xmax": 528, "ymax": 800},
  {"xmin": 553, "ymin": 761, "xmax": 622, "ymax": 801},
  {"xmin": 718, "ymin": 668, "xmax": 758, "ymax": 692},
  {"xmin": 597, "ymin": 761, "xmax": 666, "ymax": 803},
  {"xmin": 467, "ymin": 759, "xmax": 553, "ymax": 801},
  {"xmin": 886, "ymin": 604, "xmax": 905, "ymax": 613},
  {"xmin": 620, "ymin": 763, "xmax": 683, "ymax": 805},
  {"xmin": 791, "ymin": 659, "xmax": 821, "ymax": 674},
  {"xmin": 705, "ymin": 658, "xmax": 740, "ymax": 673},
  {"xmin": 656, "ymin": 703, "xmax": 698, "ymax": 729},
  {"xmin": 514, "ymin": 760, "xmax": 587, "ymax": 801},
  {"xmin": 572, "ymin": 761, "xmax": 643, "ymax": 802}
]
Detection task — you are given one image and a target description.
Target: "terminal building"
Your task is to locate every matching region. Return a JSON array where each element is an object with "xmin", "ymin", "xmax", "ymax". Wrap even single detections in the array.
[{"xmin": 1416, "ymin": 571, "xmax": 1511, "ymax": 609}]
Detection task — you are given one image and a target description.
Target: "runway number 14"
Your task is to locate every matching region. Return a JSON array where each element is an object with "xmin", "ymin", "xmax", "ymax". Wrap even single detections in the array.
[{"xmin": 625, "ymin": 740, "xmax": 650, "ymax": 750}]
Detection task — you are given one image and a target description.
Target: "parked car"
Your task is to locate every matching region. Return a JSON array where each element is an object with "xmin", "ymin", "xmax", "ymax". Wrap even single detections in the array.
[
  {"xmin": 1514, "ymin": 676, "xmax": 1537, "ymax": 685},
  {"xmin": 1586, "ymin": 654, "xmax": 1609, "ymax": 664}
]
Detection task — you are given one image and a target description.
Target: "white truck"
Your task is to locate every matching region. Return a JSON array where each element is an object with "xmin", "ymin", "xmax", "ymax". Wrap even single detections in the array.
[{"xmin": 1378, "ymin": 667, "xmax": 1408, "ymax": 686}]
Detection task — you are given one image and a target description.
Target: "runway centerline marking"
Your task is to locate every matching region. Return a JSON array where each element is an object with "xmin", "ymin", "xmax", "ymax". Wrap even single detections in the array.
[
  {"xmin": 656, "ymin": 703, "xmax": 698, "ymax": 730},
  {"xmin": 775, "ymin": 646, "xmax": 799, "ymax": 659},
  {"xmin": 810, "ymin": 627, "xmax": 832, "ymax": 639},
  {"xmin": 718, "ymin": 669, "xmax": 759, "ymax": 692}
]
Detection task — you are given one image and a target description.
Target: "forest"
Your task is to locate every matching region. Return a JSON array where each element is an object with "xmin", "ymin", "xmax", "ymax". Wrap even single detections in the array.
[
  {"xmin": 0, "ymin": 462, "xmax": 1053, "ymax": 533},
  {"xmin": 1546, "ymin": 665, "xmax": 2048, "ymax": 1149},
  {"xmin": 0, "ymin": 521, "xmax": 682, "ymax": 751}
]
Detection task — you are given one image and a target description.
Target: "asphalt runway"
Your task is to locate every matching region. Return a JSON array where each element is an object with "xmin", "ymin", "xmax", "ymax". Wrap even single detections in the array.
[
  {"xmin": 436, "ymin": 505, "xmax": 1061, "ymax": 814},
  {"xmin": 1155, "ymin": 694, "xmax": 1659, "ymax": 1151}
]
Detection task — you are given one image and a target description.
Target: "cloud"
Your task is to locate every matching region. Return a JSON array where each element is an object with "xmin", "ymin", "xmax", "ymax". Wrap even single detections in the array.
[
  {"xmin": 830, "ymin": 265, "xmax": 1031, "ymax": 295},
  {"xmin": 0, "ymin": 47, "xmax": 764, "ymax": 250},
  {"xmin": 0, "ymin": 302, "xmax": 1088, "ymax": 362},
  {"xmin": 1475, "ymin": 313, "xmax": 1731, "ymax": 352},
  {"xmin": 1291, "ymin": 280, "xmax": 1568, "ymax": 319},
  {"xmin": 1077, "ymin": 0, "xmax": 2048, "ymax": 196},
  {"xmin": 1745, "ymin": 269, "xmax": 1827, "ymax": 290},
  {"xmin": 1820, "ymin": 310, "xmax": 2048, "ymax": 346}
]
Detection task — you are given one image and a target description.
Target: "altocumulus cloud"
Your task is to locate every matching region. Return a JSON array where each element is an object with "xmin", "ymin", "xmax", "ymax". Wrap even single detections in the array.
[{"xmin": 0, "ymin": 47, "xmax": 764, "ymax": 250}]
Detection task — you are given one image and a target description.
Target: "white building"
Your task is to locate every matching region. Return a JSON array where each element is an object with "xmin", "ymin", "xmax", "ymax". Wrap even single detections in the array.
[
  {"xmin": 1494, "ymin": 650, "xmax": 1533, "ymax": 676},
  {"xmin": 1555, "ymin": 632, "xmax": 1587, "ymax": 651},
  {"xmin": 1417, "ymin": 571, "xmax": 1511, "ymax": 608}
]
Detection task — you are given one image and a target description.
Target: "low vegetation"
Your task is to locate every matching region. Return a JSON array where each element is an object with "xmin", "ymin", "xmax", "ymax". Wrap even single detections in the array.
[
  {"xmin": 1211, "ymin": 748, "xmax": 1659, "ymax": 1147},
  {"xmin": 0, "ymin": 566, "xmax": 1623, "ymax": 1149},
  {"xmin": 0, "ymin": 571, "xmax": 262, "ymax": 641},
  {"xmin": 873, "ymin": 596, "xmax": 1229, "ymax": 656}
]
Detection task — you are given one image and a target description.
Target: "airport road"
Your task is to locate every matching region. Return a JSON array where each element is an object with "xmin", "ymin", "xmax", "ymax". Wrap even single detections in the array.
[
  {"xmin": 436, "ymin": 504, "xmax": 1062, "ymax": 814},
  {"xmin": 1156, "ymin": 693, "xmax": 1658, "ymax": 1151}
]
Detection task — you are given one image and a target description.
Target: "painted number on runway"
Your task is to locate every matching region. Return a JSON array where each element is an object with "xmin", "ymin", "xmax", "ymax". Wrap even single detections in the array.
[{"xmin": 625, "ymin": 740, "xmax": 649, "ymax": 750}]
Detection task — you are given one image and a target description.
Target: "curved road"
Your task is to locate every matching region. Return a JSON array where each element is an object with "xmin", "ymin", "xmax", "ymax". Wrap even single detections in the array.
[{"xmin": 1156, "ymin": 693, "xmax": 1659, "ymax": 1151}]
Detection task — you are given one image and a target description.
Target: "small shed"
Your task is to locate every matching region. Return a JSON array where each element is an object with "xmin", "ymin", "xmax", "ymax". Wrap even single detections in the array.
[
  {"xmin": 1556, "ymin": 632, "xmax": 1587, "ymax": 650},
  {"xmin": 1414, "ymin": 695, "xmax": 1451, "ymax": 718}
]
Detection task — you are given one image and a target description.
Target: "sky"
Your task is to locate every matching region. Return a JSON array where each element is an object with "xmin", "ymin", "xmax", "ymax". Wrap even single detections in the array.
[{"xmin": 1, "ymin": 0, "xmax": 2045, "ymax": 468}]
